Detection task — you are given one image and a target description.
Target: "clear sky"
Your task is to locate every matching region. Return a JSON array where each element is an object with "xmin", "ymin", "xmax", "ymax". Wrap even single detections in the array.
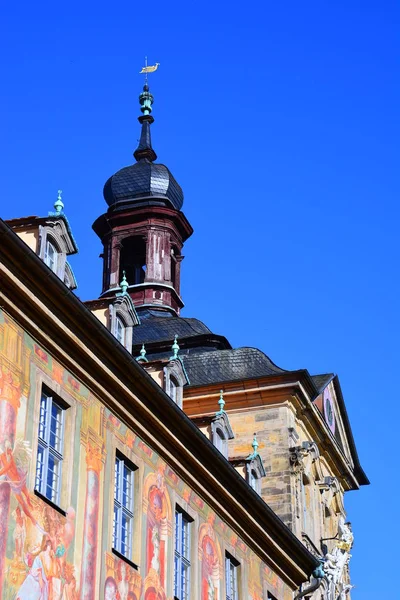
[{"xmin": 1, "ymin": 1, "xmax": 399, "ymax": 596}]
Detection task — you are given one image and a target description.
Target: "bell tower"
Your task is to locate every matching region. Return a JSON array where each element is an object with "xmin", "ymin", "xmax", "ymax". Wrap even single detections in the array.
[{"xmin": 93, "ymin": 83, "xmax": 193, "ymax": 314}]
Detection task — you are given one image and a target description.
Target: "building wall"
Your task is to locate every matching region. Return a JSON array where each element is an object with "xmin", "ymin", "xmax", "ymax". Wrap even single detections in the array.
[
  {"xmin": 0, "ymin": 310, "xmax": 293, "ymax": 600},
  {"xmin": 228, "ymin": 406, "xmax": 295, "ymax": 530},
  {"xmin": 228, "ymin": 403, "xmax": 347, "ymax": 555}
]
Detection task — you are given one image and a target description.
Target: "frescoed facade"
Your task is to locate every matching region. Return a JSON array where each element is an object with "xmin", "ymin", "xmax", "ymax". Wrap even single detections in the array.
[
  {"xmin": 0, "ymin": 311, "xmax": 298, "ymax": 600},
  {"xmin": 0, "ymin": 77, "xmax": 367, "ymax": 600}
]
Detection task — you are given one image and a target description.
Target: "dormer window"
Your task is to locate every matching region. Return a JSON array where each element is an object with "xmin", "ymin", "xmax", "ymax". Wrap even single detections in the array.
[
  {"xmin": 44, "ymin": 239, "xmax": 58, "ymax": 273},
  {"xmin": 115, "ymin": 316, "xmax": 126, "ymax": 345},
  {"xmin": 210, "ymin": 394, "xmax": 234, "ymax": 459},
  {"xmin": 244, "ymin": 452, "xmax": 265, "ymax": 495},
  {"xmin": 163, "ymin": 340, "xmax": 188, "ymax": 408}
]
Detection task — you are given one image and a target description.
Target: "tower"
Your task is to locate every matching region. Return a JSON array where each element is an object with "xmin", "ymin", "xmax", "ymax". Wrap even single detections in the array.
[{"xmin": 92, "ymin": 84, "xmax": 193, "ymax": 315}]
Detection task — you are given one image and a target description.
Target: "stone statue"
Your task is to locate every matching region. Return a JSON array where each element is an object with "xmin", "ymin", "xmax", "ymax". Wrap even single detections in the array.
[{"xmin": 323, "ymin": 516, "xmax": 354, "ymax": 600}]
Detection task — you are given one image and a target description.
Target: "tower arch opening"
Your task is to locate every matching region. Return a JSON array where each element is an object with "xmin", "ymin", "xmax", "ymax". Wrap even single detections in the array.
[{"xmin": 120, "ymin": 236, "xmax": 147, "ymax": 285}]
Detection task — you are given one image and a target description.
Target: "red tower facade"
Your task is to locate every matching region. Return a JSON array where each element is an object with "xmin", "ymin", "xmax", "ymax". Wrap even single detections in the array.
[{"xmin": 93, "ymin": 84, "xmax": 193, "ymax": 314}]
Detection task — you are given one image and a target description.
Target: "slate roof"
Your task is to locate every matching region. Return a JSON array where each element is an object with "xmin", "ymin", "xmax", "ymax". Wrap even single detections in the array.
[
  {"xmin": 103, "ymin": 161, "xmax": 184, "ymax": 211},
  {"xmin": 132, "ymin": 312, "xmax": 212, "ymax": 345},
  {"xmin": 311, "ymin": 373, "xmax": 334, "ymax": 393},
  {"xmin": 181, "ymin": 347, "xmax": 286, "ymax": 387}
]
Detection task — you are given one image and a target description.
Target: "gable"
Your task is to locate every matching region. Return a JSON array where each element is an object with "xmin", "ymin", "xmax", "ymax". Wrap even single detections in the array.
[{"xmin": 315, "ymin": 378, "xmax": 353, "ymax": 467}]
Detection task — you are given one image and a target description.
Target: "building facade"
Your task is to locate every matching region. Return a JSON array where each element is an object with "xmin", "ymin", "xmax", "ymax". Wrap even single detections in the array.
[{"xmin": 0, "ymin": 82, "xmax": 367, "ymax": 600}]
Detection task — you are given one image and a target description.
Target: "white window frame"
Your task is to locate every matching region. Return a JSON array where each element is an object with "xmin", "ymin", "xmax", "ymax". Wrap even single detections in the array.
[
  {"xmin": 114, "ymin": 315, "xmax": 126, "ymax": 346},
  {"xmin": 249, "ymin": 469, "xmax": 259, "ymax": 493},
  {"xmin": 44, "ymin": 238, "xmax": 58, "ymax": 273},
  {"xmin": 226, "ymin": 553, "xmax": 239, "ymax": 600},
  {"xmin": 215, "ymin": 428, "xmax": 228, "ymax": 457},
  {"xmin": 169, "ymin": 376, "xmax": 178, "ymax": 404},
  {"xmin": 35, "ymin": 388, "xmax": 65, "ymax": 505},
  {"xmin": 113, "ymin": 452, "xmax": 135, "ymax": 559},
  {"xmin": 174, "ymin": 507, "xmax": 191, "ymax": 600}
]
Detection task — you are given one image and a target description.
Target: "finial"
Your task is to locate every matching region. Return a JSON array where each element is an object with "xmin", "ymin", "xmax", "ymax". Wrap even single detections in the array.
[
  {"xmin": 170, "ymin": 335, "xmax": 179, "ymax": 360},
  {"xmin": 54, "ymin": 190, "xmax": 64, "ymax": 213},
  {"xmin": 136, "ymin": 343, "xmax": 148, "ymax": 362},
  {"xmin": 251, "ymin": 433, "xmax": 259, "ymax": 457},
  {"xmin": 216, "ymin": 390, "xmax": 225, "ymax": 415},
  {"xmin": 120, "ymin": 271, "xmax": 129, "ymax": 294}
]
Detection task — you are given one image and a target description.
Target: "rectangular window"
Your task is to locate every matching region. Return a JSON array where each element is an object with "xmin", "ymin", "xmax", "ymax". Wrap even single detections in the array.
[
  {"xmin": 35, "ymin": 388, "xmax": 65, "ymax": 505},
  {"xmin": 226, "ymin": 553, "xmax": 240, "ymax": 600},
  {"xmin": 174, "ymin": 507, "xmax": 192, "ymax": 600},
  {"xmin": 113, "ymin": 452, "xmax": 135, "ymax": 559}
]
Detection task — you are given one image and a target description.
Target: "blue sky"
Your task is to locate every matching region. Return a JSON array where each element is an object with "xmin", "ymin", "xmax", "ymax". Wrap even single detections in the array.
[{"xmin": 1, "ymin": 1, "xmax": 399, "ymax": 596}]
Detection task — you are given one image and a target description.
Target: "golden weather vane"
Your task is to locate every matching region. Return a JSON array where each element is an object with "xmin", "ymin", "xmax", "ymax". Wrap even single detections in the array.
[{"xmin": 139, "ymin": 56, "xmax": 160, "ymax": 85}]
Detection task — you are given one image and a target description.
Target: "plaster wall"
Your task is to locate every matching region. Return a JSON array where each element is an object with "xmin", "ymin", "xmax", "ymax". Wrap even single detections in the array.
[
  {"xmin": 90, "ymin": 307, "xmax": 108, "ymax": 327},
  {"xmin": 14, "ymin": 229, "xmax": 39, "ymax": 253}
]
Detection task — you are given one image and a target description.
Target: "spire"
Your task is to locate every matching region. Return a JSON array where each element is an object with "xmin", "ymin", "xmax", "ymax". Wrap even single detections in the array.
[
  {"xmin": 216, "ymin": 390, "xmax": 225, "ymax": 415},
  {"xmin": 119, "ymin": 271, "xmax": 129, "ymax": 294},
  {"xmin": 170, "ymin": 335, "xmax": 180, "ymax": 360},
  {"xmin": 248, "ymin": 433, "xmax": 259, "ymax": 459},
  {"xmin": 136, "ymin": 343, "xmax": 148, "ymax": 362},
  {"xmin": 54, "ymin": 190, "xmax": 64, "ymax": 214},
  {"xmin": 133, "ymin": 84, "xmax": 157, "ymax": 163}
]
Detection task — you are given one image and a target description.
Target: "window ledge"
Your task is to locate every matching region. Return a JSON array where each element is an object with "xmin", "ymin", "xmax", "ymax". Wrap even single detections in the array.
[
  {"xmin": 112, "ymin": 547, "xmax": 139, "ymax": 571},
  {"xmin": 34, "ymin": 488, "xmax": 67, "ymax": 517}
]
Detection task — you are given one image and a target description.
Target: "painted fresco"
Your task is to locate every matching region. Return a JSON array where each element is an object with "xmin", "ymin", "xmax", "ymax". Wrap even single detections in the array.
[{"xmin": 0, "ymin": 310, "xmax": 292, "ymax": 600}]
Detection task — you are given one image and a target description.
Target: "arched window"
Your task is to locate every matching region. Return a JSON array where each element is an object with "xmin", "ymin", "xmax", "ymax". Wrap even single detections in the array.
[
  {"xmin": 44, "ymin": 239, "xmax": 58, "ymax": 273},
  {"xmin": 244, "ymin": 456, "xmax": 265, "ymax": 495},
  {"xmin": 120, "ymin": 237, "xmax": 146, "ymax": 285},
  {"xmin": 115, "ymin": 316, "xmax": 126, "ymax": 345}
]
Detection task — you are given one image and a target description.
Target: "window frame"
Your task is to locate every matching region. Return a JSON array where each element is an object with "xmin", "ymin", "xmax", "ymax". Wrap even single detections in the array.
[
  {"xmin": 113, "ymin": 451, "xmax": 136, "ymax": 561},
  {"xmin": 225, "ymin": 552, "xmax": 240, "ymax": 600},
  {"xmin": 114, "ymin": 315, "xmax": 126, "ymax": 346},
  {"xmin": 44, "ymin": 238, "xmax": 59, "ymax": 274},
  {"xmin": 174, "ymin": 506, "xmax": 193, "ymax": 600},
  {"xmin": 35, "ymin": 387, "xmax": 66, "ymax": 507},
  {"xmin": 169, "ymin": 376, "xmax": 179, "ymax": 405},
  {"xmin": 215, "ymin": 427, "xmax": 228, "ymax": 457}
]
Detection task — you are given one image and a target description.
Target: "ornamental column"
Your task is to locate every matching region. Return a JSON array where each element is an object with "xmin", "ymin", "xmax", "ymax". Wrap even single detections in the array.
[
  {"xmin": 79, "ymin": 437, "xmax": 104, "ymax": 600},
  {"xmin": 0, "ymin": 365, "xmax": 21, "ymax": 591}
]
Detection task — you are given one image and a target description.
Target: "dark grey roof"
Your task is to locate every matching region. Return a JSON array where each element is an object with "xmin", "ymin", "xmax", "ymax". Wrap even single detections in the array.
[
  {"xmin": 132, "ymin": 314, "xmax": 211, "ymax": 345},
  {"xmin": 182, "ymin": 347, "xmax": 286, "ymax": 387},
  {"xmin": 311, "ymin": 373, "xmax": 334, "ymax": 393},
  {"xmin": 103, "ymin": 160, "xmax": 184, "ymax": 211}
]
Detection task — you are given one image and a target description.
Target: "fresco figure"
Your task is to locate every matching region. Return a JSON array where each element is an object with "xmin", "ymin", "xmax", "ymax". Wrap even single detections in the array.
[
  {"xmin": 104, "ymin": 576, "xmax": 118, "ymax": 600},
  {"xmin": 116, "ymin": 560, "xmax": 130, "ymax": 600},
  {"xmin": 16, "ymin": 539, "xmax": 54, "ymax": 600},
  {"xmin": 12, "ymin": 505, "xmax": 27, "ymax": 561},
  {"xmin": 151, "ymin": 525, "xmax": 160, "ymax": 573},
  {"xmin": 201, "ymin": 535, "xmax": 219, "ymax": 600},
  {"xmin": 0, "ymin": 439, "xmax": 45, "ymax": 534}
]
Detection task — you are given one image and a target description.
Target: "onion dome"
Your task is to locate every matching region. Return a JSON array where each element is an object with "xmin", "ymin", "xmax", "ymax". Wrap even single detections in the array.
[{"xmin": 103, "ymin": 84, "xmax": 184, "ymax": 211}]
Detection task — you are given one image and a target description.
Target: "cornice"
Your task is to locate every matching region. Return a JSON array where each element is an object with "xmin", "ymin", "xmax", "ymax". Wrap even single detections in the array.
[{"xmin": 184, "ymin": 378, "xmax": 362, "ymax": 490}]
